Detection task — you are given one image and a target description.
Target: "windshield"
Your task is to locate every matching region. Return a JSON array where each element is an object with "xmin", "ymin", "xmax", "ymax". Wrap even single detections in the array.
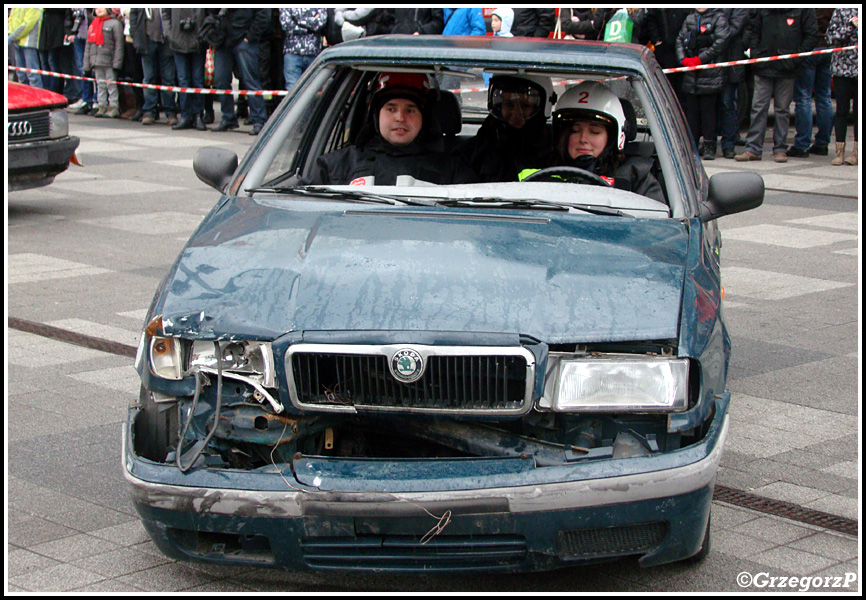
[{"xmin": 250, "ymin": 60, "xmax": 670, "ymax": 217}]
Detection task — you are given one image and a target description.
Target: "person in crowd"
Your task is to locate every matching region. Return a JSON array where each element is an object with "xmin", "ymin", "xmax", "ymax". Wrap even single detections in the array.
[
  {"xmin": 788, "ymin": 9, "xmax": 835, "ymax": 159},
  {"xmin": 130, "ymin": 8, "xmax": 178, "ymax": 126},
  {"xmin": 458, "ymin": 74, "xmax": 556, "ymax": 182},
  {"xmin": 555, "ymin": 8, "xmax": 609, "ymax": 40},
  {"xmin": 389, "ymin": 8, "xmax": 444, "ymax": 35},
  {"xmin": 119, "ymin": 8, "xmax": 145, "ymax": 120},
  {"xmin": 278, "ymin": 8, "xmax": 327, "ymax": 91},
  {"xmin": 437, "ymin": 8, "xmax": 486, "ymax": 98},
  {"xmin": 209, "ymin": 9, "xmax": 272, "ymax": 136},
  {"xmin": 82, "ymin": 8, "xmax": 124, "ymax": 118},
  {"xmin": 644, "ymin": 8, "xmax": 691, "ymax": 108},
  {"xmin": 335, "ymin": 8, "xmax": 393, "ymax": 42},
  {"xmin": 162, "ymin": 8, "xmax": 207, "ymax": 131},
  {"xmin": 510, "ymin": 8, "xmax": 556, "ymax": 38},
  {"xmin": 736, "ymin": 9, "xmax": 819, "ymax": 163},
  {"xmin": 826, "ymin": 7, "xmax": 858, "ymax": 166},
  {"xmin": 491, "ymin": 8, "xmax": 514, "ymax": 37},
  {"xmin": 676, "ymin": 8, "xmax": 729, "ymax": 160},
  {"xmin": 538, "ymin": 81, "xmax": 664, "ymax": 202},
  {"xmin": 68, "ymin": 8, "xmax": 94, "ymax": 114},
  {"xmin": 9, "ymin": 7, "xmax": 45, "ymax": 89},
  {"xmin": 38, "ymin": 9, "xmax": 74, "ymax": 97},
  {"xmin": 718, "ymin": 8, "xmax": 749, "ymax": 158},
  {"xmin": 301, "ymin": 72, "xmax": 477, "ymax": 186}
]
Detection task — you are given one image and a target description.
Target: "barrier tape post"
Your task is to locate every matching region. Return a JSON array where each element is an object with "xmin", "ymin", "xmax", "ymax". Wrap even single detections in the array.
[{"xmin": 8, "ymin": 45, "xmax": 858, "ymax": 97}]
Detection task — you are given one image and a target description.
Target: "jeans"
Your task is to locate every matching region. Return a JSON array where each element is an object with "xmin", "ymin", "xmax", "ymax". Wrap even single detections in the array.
[
  {"xmin": 13, "ymin": 46, "xmax": 43, "ymax": 88},
  {"xmin": 283, "ymin": 53, "xmax": 315, "ymax": 91},
  {"xmin": 793, "ymin": 49, "xmax": 833, "ymax": 150},
  {"xmin": 174, "ymin": 50, "xmax": 206, "ymax": 120},
  {"xmin": 73, "ymin": 38, "xmax": 92, "ymax": 104},
  {"xmin": 719, "ymin": 83, "xmax": 739, "ymax": 150},
  {"xmin": 744, "ymin": 75, "xmax": 795, "ymax": 156},
  {"xmin": 214, "ymin": 40, "xmax": 267, "ymax": 127},
  {"xmin": 141, "ymin": 40, "xmax": 177, "ymax": 116}
]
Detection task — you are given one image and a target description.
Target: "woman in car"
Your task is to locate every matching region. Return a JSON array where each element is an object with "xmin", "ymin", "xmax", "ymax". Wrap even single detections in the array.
[
  {"xmin": 301, "ymin": 72, "xmax": 477, "ymax": 186},
  {"xmin": 524, "ymin": 81, "xmax": 665, "ymax": 203}
]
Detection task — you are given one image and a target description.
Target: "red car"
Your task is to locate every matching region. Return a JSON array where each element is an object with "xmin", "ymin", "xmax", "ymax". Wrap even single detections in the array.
[{"xmin": 7, "ymin": 81, "xmax": 80, "ymax": 191}]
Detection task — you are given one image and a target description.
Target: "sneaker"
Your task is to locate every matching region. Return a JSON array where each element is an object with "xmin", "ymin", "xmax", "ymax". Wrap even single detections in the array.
[
  {"xmin": 808, "ymin": 144, "xmax": 828, "ymax": 156},
  {"xmin": 773, "ymin": 152, "xmax": 788, "ymax": 163},
  {"xmin": 786, "ymin": 146, "xmax": 809, "ymax": 158},
  {"xmin": 75, "ymin": 103, "xmax": 92, "ymax": 115},
  {"xmin": 68, "ymin": 99, "xmax": 86, "ymax": 110},
  {"xmin": 88, "ymin": 106, "xmax": 100, "ymax": 116},
  {"xmin": 735, "ymin": 151, "xmax": 762, "ymax": 162},
  {"xmin": 93, "ymin": 105, "xmax": 108, "ymax": 118},
  {"xmin": 141, "ymin": 113, "xmax": 156, "ymax": 126}
]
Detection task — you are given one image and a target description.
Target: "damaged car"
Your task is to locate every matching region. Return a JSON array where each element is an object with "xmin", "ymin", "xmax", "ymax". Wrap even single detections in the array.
[{"xmin": 125, "ymin": 36, "xmax": 763, "ymax": 573}]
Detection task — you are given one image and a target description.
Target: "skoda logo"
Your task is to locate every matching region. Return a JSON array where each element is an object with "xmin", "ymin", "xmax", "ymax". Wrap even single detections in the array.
[
  {"xmin": 8, "ymin": 121, "xmax": 33, "ymax": 137},
  {"xmin": 390, "ymin": 348, "xmax": 425, "ymax": 383}
]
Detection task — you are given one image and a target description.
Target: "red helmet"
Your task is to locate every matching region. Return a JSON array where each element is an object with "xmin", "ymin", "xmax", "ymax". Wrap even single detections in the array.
[{"xmin": 371, "ymin": 72, "xmax": 431, "ymax": 111}]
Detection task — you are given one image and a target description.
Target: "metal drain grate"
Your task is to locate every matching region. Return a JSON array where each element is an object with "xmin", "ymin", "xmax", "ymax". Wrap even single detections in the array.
[{"xmin": 714, "ymin": 485, "xmax": 857, "ymax": 536}]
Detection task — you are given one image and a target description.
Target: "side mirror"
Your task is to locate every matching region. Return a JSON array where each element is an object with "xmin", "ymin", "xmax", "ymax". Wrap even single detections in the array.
[
  {"xmin": 700, "ymin": 172, "xmax": 764, "ymax": 222},
  {"xmin": 193, "ymin": 147, "xmax": 238, "ymax": 192}
]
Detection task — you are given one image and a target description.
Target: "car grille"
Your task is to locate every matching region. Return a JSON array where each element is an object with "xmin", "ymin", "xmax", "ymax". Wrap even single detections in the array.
[
  {"xmin": 8, "ymin": 110, "xmax": 51, "ymax": 143},
  {"xmin": 287, "ymin": 345, "xmax": 534, "ymax": 415},
  {"xmin": 556, "ymin": 521, "xmax": 668, "ymax": 561},
  {"xmin": 302, "ymin": 535, "xmax": 527, "ymax": 571}
]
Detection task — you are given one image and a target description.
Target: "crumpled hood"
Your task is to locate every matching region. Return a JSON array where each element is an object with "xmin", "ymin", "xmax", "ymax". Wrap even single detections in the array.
[{"xmin": 157, "ymin": 198, "xmax": 688, "ymax": 344}]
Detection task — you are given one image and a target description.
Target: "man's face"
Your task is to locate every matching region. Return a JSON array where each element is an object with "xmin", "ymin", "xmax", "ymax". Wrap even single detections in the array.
[
  {"xmin": 378, "ymin": 98, "xmax": 423, "ymax": 146},
  {"xmin": 500, "ymin": 92, "xmax": 540, "ymax": 129}
]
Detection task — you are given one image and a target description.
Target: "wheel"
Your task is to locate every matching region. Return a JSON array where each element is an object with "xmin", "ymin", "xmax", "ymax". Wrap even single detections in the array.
[{"xmin": 520, "ymin": 166, "xmax": 612, "ymax": 186}]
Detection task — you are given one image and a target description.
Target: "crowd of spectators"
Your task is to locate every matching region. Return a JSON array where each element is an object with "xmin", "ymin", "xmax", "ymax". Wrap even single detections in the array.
[{"xmin": 7, "ymin": 8, "xmax": 858, "ymax": 163}]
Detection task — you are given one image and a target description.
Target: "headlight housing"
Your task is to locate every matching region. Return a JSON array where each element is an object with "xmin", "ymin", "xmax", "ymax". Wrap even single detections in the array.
[
  {"xmin": 48, "ymin": 108, "xmax": 69, "ymax": 139},
  {"xmin": 545, "ymin": 356, "xmax": 689, "ymax": 413}
]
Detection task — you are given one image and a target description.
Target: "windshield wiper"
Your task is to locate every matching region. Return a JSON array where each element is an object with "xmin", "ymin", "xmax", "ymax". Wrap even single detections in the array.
[
  {"xmin": 437, "ymin": 197, "xmax": 633, "ymax": 217},
  {"xmin": 246, "ymin": 185, "xmax": 434, "ymax": 206}
]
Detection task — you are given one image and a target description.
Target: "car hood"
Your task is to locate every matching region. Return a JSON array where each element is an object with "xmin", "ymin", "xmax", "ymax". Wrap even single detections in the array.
[
  {"xmin": 7, "ymin": 81, "xmax": 69, "ymax": 111},
  {"xmin": 157, "ymin": 198, "xmax": 688, "ymax": 344}
]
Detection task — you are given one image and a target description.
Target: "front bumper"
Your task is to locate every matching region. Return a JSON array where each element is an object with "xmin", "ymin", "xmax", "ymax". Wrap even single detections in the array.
[
  {"xmin": 8, "ymin": 136, "xmax": 80, "ymax": 191},
  {"xmin": 124, "ymin": 395, "xmax": 729, "ymax": 572}
]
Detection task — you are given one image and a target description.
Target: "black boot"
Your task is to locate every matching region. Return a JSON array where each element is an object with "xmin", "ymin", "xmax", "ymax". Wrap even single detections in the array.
[{"xmin": 702, "ymin": 141, "xmax": 716, "ymax": 161}]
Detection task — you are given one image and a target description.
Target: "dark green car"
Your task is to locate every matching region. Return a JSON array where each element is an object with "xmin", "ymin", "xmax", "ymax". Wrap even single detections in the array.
[{"xmin": 125, "ymin": 36, "xmax": 763, "ymax": 572}]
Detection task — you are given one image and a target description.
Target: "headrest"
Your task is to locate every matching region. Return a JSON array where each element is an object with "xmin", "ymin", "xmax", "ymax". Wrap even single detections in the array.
[
  {"xmin": 619, "ymin": 97, "xmax": 638, "ymax": 143},
  {"xmin": 430, "ymin": 90, "xmax": 462, "ymax": 136}
]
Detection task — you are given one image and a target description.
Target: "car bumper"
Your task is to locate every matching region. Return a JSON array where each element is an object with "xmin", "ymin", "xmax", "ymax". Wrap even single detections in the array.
[
  {"xmin": 124, "ymin": 395, "xmax": 729, "ymax": 573},
  {"xmin": 8, "ymin": 136, "xmax": 80, "ymax": 191}
]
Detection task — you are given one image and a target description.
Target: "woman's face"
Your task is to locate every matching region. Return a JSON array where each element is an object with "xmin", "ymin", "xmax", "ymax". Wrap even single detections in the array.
[
  {"xmin": 567, "ymin": 120, "xmax": 609, "ymax": 159},
  {"xmin": 95, "ymin": 8, "xmax": 109, "ymax": 17}
]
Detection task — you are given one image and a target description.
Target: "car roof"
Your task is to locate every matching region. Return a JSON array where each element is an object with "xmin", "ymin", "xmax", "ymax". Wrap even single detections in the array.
[{"xmin": 318, "ymin": 35, "xmax": 653, "ymax": 74}]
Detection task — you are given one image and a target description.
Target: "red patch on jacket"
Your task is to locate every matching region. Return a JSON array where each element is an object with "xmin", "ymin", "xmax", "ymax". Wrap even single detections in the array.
[{"xmin": 787, "ymin": 18, "xmax": 795, "ymax": 26}]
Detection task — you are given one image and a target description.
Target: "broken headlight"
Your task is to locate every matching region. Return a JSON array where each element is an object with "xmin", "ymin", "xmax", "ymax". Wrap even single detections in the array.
[
  {"xmin": 548, "ymin": 356, "xmax": 689, "ymax": 413},
  {"xmin": 188, "ymin": 340, "xmax": 276, "ymax": 388}
]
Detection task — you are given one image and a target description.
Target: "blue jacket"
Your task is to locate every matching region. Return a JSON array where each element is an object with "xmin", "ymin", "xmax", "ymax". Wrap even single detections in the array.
[{"xmin": 442, "ymin": 8, "xmax": 486, "ymax": 36}]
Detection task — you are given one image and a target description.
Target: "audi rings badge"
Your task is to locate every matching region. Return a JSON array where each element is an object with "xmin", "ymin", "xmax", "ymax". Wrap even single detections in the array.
[{"xmin": 8, "ymin": 120, "xmax": 33, "ymax": 138}]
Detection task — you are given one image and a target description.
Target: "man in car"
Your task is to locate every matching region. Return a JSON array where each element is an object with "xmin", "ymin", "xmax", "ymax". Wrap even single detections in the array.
[
  {"xmin": 301, "ymin": 72, "xmax": 477, "ymax": 186},
  {"xmin": 458, "ymin": 74, "xmax": 556, "ymax": 182}
]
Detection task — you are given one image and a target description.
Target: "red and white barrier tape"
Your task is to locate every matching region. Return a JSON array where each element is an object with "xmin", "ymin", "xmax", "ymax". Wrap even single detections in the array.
[{"xmin": 8, "ymin": 45, "xmax": 858, "ymax": 96}]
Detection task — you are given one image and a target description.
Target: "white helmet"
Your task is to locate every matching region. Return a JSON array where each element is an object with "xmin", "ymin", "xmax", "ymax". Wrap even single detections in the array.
[
  {"xmin": 553, "ymin": 81, "xmax": 627, "ymax": 150},
  {"xmin": 488, "ymin": 74, "xmax": 556, "ymax": 121}
]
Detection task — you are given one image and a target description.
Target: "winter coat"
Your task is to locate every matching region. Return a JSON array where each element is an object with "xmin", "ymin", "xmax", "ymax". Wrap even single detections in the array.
[
  {"xmin": 442, "ymin": 9, "xmax": 486, "ymax": 36},
  {"xmin": 493, "ymin": 8, "xmax": 514, "ymax": 37},
  {"xmin": 676, "ymin": 9, "xmax": 730, "ymax": 95},
  {"xmin": 82, "ymin": 16, "xmax": 124, "ymax": 71},
  {"xmin": 744, "ymin": 9, "xmax": 819, "ymax": 78},
  {"xmin": 334, "ymin": 8, "xmax": 393, "ymax": 37},
  {"xmin": 8, "ymin": 8, "xmax": 43, "ymax": 49},
  {"xmin": 38, "ymin": 9, "xmax": 70, "ymax": 52},
  {"xmin": 557, "ymin": 9, "xmax": 607, "ymax": 40},
  {"xmin": 389, "ymin": 8, "xmax": 444, "ymax": 35},
  {"xmin": 720, "ymin": 9, "xmax": 748, "ymax": 84},
  {"xmin": 160, "ymin": 8, "xmax": 205, "ymax": 54},
  {"xmin": 826, "ymin": 8, "xmax": 858, "ymax": 78},
  {"xmin": 205, "ymin": 9, "xmax": 273, "ymax": 49},
  {"xmin": 302, "ymin": 135, "xmax": 477, "ymax": 186},
  {"xmin": 645, "ymin": 8, "xmax": 691, "ymax": 70},
  {"xmin": 511, "ymin": 8, "xmax": 556, "ymax": 38},
  {"xmin": 279, "ymin": 8, "xmax": 327, "ymax": 57}
]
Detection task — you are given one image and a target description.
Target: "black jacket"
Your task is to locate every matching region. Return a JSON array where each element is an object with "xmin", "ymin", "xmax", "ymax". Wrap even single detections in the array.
[
  {"xmin": 721, "ymin": 9, "xmax": 749, "ymax": 84},
  {"xmin": 557, "ymin": 9, "xmax": 608, "ymax": 40},
  {"xmin": 676, "ymin": 9, "xmax": 730, "ymax": 94},
  {"xmin": 645, "ymin": 8, "xmax": 692, "ymax": 70},
  {"xmin": 511, "ymin": 9, "xmax": 556, "ymax": 38},
  {"xmin": 302, "ymin": 136, "xmax": 477, "ymax": 186},
  {"xmin": 745, "ymin": 9, "xmax": 819, "ymax": 78},
  {"xmin": 389, "ymin": 8, "xmax": 444, "ymax": 35},
  {"xmin": 459, "ymin": 115, "xmax": 553, "ymax": 183}
]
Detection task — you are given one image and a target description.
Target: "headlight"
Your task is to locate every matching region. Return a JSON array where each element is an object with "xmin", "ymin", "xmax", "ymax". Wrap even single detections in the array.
[
  {"xmin": 189, "ymin": 340, "xmax": 275, "ymax": 388},
  {"xmin": 150, "ymin": 336, "xmax": 184, "ymax": 380},
  {"xmin": 48, "ymin": 109, "xmax": 69, "ymax": 138},
  {"xmin": 549, "ymin": 357, "xmax": 689, "ymax": 413}
]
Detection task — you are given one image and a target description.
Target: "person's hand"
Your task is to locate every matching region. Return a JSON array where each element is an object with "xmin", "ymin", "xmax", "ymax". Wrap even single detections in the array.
[{"xmin": 850, "ymin": 16, "xmax": 859, "ymax": 28}]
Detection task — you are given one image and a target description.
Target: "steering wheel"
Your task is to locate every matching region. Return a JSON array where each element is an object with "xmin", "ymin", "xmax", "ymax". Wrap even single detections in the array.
[{"xmin": 521, "ymin": 166, "xmax": 611, "ymax": 187}]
